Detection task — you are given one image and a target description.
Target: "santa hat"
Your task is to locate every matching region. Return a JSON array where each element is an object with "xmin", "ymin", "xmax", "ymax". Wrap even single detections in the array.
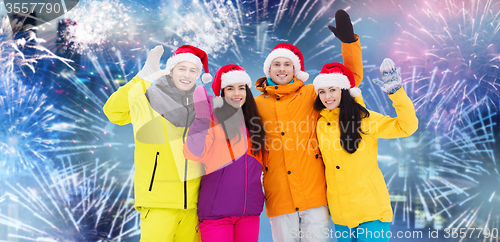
[
  {"xmin": 263, "ymin": 43, "xmax": 309, "ymax": 81},
  {"xmin": 165, "ymin": 45, "xmax": 212, "ymax": 83},
  {"xmin": 211, "ymin": 64, "xmax": 252, "ymax": 108},
  {"xmin": 313, "ymin": 62, "xmax": 361, "ymax": 97}
]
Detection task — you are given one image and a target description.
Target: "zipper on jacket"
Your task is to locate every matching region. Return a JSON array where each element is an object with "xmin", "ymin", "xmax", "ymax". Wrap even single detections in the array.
[
  {"xmin": 184, "ymin": 160, "xmax": 187, "ymax": 209},
  {"xmin": 183, "ymin": 96, "xmax": 189, "ymax": 209},
  {"xmin": 149, "ymin": 152, "xmax": 159, "ymax": 191}
]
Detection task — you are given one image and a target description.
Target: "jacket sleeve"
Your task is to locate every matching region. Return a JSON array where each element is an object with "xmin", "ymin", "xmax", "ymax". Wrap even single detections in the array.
[
  {"xmin": 369, "ymin": 88, "xmax": 419, "ymax": 139},
  {"xmin": 103, "ymin": 75, "xmax": 149, "ymax": 125},
  {"xmin": 183, "ymin": 118, "xmax": 216, "ymax": 162},
  {"xmin": 341, "ymin": 34, "xmax": 363, "ymax": 87}
]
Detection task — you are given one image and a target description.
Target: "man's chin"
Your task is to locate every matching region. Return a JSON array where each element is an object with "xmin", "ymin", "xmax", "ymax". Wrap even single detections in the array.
[{"xmin": 175, "ymin": 82, "xmax": 194, "ymax": 91}]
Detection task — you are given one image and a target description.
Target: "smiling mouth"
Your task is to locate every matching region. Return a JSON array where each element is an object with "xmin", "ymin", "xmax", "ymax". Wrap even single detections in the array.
[
  {"xmin": 231, "ymin": 98, "xmax": 242, "ymax": 102},
  {"xmin": 325, "ymin": 100, "xmax": 336, "ymax": 104},
  {"xmin": 277, "ymin": 74, "xmax": 287, "ymax": 77},
  {"xmin": 180, "ymin": 79, "xmax": 191, "ymax": 84}
]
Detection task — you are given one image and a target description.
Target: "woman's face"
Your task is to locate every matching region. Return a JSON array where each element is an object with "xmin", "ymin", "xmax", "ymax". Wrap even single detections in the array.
[
  {"xmin": 223, "ymin": 83, "xmax": 247, "ymax": 108},
  {"xmin": 170, "ymin": 61, "xmax": 198, "ymax": 91},
  {"xmin": 318, "ymin": 86, "xmax": 342, "ymax": 110}
]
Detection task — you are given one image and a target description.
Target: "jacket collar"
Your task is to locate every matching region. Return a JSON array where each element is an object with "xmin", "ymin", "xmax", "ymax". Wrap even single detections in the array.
[
  {"xmin": 255, "ymin": 76, "xmax": 304, "ymax": 96},
  {"xmin": 145, "ymin": 75, "xmax": 196, "ymax": 127},
  {"xmin": 155, "ymin": 75, "xmax": 195, "ymax": 104},
  {"xmin": 320, "ymin": 107, "xmax": 340, "ymax": 120}
]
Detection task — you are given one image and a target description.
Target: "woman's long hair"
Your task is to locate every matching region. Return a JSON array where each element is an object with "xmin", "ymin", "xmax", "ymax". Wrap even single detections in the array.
[
  {"xmin": 213, "ymin": 87, "xmax": 267, "ymax": 157},
  {"xmin": 314, "ymin": 89, "xmax": 370, "ymax": 153}
]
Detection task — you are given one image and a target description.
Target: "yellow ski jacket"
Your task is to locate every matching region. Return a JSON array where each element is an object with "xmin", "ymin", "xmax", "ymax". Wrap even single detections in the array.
[
  {"xmin": 316, "ymin": 88, "xmax": 418, "ymax": 228},
  {"xmin": 103, "ymin": 76, "xmax": 203, "ymax": 210}
]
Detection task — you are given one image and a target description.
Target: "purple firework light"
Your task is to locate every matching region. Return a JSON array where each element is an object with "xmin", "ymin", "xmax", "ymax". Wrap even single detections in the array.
[
  {"xmin": 358, "ymin": 0, "xmax": 500, "ymax": 232},
  {"xmin": 392, "ymin": 0, "xmax": 500, "ymax": 132},
  {"xmin": 363, "ymin": 74, "xmax": 499, "ymax": 235}
]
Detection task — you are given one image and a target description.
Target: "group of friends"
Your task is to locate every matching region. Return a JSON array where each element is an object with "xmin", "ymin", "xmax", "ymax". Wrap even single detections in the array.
[{"xmin": 103, "ymin": 10, "xmax": 418, "ymax": 242}]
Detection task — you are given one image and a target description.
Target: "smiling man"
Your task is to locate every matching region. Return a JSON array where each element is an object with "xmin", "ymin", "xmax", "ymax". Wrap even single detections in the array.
[
  {"xmin": 254, "ymin": 10, "xmax": 364, "ymax": 242},
  {"xmin": 103, "ymin": 45, "xmax": 211, "ymax": 242}
]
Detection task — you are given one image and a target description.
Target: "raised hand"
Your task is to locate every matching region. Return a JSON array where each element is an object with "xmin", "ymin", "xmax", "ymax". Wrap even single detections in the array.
[
  {"xmin": 328, "ymin": 10, "xmax": 356, "ymax": 43},
  {"xmin": 372, "ymin": 58, "xmax": 402, "ymax": 95},
  {"xmin": 137, "ymin": 45, "xmax": 170, "ymax": 83},
  {"xmin": 193, "ymin": 86, "xmax": 214, "ymax": 119}
]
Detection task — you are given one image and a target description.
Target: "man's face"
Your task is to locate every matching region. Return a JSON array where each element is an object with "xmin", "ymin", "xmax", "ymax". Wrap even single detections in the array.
[
  {"xmin": 170, "ymin": 61, "xmax": 198, "ymax": 91},
  {"xmin": 269, "ymin": 57, "xmax": 294, "ymax": 85}
]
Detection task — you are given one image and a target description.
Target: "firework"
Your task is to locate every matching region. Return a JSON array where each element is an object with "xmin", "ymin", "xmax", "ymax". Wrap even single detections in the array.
[
  {"xmin": 363, "ymin": 64, "xmax": 499, "ymax": 236},
  {"xmin": 392, "ymin": 0, "xmax": 500, "ymax": 127},
  {"xmin": 2, "ymin": 0, "xmax": 499, "ymax": 240},
  {"xmin": 56, "ymin": 0, "xmax": 134, "ymax": 54},
  {"xmin": 0, "ymin": 155, "xmax": 138, "ymax": 241},
  {"xmin": 0, "ymin": 16, "xmax": 73, "ymax": 78},
  {"xmin": 0, "ymin": 79, "xmax": 56, "ymax": 174}
]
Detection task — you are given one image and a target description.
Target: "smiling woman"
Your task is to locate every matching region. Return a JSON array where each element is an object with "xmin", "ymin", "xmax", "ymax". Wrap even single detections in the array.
[
  {"xmin": 317, "ymin": 86, "xmax": 342, "ymax": 110},
  {"xmin": 223, "ymin": 83, "xmax": 247, "ymax": 108},
  {"xmin": 313, "ymin": 59, "xmax": 418, "ymax": 242},
  {"xmin": 183, "ymin": 64, "xmax": 267, "ymax": 242}
]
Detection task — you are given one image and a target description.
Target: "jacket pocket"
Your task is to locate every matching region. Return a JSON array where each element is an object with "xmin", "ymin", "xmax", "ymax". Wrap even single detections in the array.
[
  {"xmin": 368, "ymin": 178, "xmax": 383, "ymax": 207},
  {"xmin": 140, "ymin": 207, "xmax": 150, "ymax": 220},
  {"xmin": 149, "ymin": 152, "xmax": 159, "ymax": 191},
  {"xmin": 210, "ymin": 169, "xmax": 228, "ymax": 215}
]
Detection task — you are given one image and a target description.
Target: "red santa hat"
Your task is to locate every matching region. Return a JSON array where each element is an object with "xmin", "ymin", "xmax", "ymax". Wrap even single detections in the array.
[
  {"xmin": 263, "ymin": 43, "xmax": 309, "ymax": 81},
  {"xmin": 211, "ymin": 64, "xmax": 252, "ymax": 108},
  {"xmin": 165, "ymin": 45, "xmax": 212, "ymax": 83},
  {"xmin": 313, "ymin": 62, "xmax": 361, "ymax": 97}
]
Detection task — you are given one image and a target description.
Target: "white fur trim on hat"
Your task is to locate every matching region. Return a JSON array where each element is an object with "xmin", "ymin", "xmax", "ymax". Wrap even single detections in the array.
[
  {"xmin": 313, "ymin": 73, "xmax": 351, "ymax": 94},
  {"xmin": 349, "ymin": 87, "xmax": 361, "ymax": 97},
  {"xmin": 220, "ymin": 70, "xmax": 252, "ymax": 89},
  {"xmin": 166, "ymin": 53, "xmax": 203, "ymax": 77},
  {"xmin": 263, "ymin": 48, "xmax": 302, "ymax": 78}
]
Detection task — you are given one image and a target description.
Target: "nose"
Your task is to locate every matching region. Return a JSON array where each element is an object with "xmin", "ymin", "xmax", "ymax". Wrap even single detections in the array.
[
  {"xmin": 234, "ymin": 89, "xmax": 243, "ymax": 97},
  {"xmin": 278, "ymin": 64, "xmax": 286, "ymax": 71},
  {"xmin": 325, "ymin": 92, "xmax": 333, "ymax": 99}
]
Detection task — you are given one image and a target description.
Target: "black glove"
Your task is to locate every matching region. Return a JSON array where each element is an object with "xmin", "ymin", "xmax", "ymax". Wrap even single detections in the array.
[{"xmin": 328, "ymin": 10, "xmax": 356, "ymax": 43}]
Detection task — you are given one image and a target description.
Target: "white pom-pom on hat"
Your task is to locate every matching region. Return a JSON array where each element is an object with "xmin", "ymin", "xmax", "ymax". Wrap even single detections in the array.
[
  {"xmin": 349, "ymin": 87, "xmax": 361, "ymax": 97},
  {"xmin": 296, "ymin": 71, "xmax": 309, "ymax": 82},
  {"xmin": 212, "ymin": 96, "xmax": 224, "ymax": 109},
  {"xmin": 202, "ymin": 73, "xmax": 213, "ymax": 83}
]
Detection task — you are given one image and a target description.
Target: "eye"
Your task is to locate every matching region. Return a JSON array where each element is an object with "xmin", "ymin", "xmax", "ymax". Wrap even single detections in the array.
[
  {"xmin": 319, "ymin": 90, "xmax": 324, "ymax": 94},
  {"xmin": 285, "ymin": 63, "xmax": 291, "ymax": 66},
  {"xmin": 274, "ymin": 63, "xmax": 279, "ymax": 66},
  {"xmin": 239, "ymin": 87, "xmax": 245, "ymax": 91},
  {"xmin": 190, "ymin": 69, "xmax": 196, "ymax": 73}
]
